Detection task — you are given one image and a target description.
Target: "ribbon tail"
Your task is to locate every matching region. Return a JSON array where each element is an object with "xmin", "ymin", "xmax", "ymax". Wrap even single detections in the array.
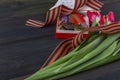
[
  {"xmin": 40, "ymin": 29, "xmax": 89, "ymax": 69},
  {"xmin": 86, "ymin": 0, "xmax": 104, "ymax": 11},
  {"xmin": 40, "ymin": 38, "xmax": 73, "ymax": 69},
  {"xmin": 26, "ymin": 19, "xmax": 45, "ymax": 28}
]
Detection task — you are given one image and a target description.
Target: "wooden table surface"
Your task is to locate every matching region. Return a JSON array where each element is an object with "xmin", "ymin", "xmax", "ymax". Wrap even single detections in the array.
[{"xmin": 0, "ymin": 0, "xmax": 120, "ymax": 80}]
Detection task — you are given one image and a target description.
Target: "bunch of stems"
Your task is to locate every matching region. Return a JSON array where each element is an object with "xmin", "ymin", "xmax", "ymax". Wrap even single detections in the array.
[{"xmin": 25, "ymin": 32, "xmax": 120, "ymax": 80}]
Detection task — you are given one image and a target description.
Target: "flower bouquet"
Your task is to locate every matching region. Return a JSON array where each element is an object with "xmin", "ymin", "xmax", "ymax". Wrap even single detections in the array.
[
  {"xmin": 25, "ymin": 10, "xmax": 120, "ymax": 80},
  {"xmin": 25, "ymin": 0, "xmax": 120, "ymax": 80}
]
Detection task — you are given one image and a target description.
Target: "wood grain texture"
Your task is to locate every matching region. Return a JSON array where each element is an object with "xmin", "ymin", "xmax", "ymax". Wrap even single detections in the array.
[
  {"xmin": 0, "ymin": 0, "xmax": 120, "ymax": 80},
  {"xmin": 0, "ymin": 0, "xmax": 56, "ymax": 21},
  {"xmin": 0, "ymin": 0, "xmax": 119, "ymax": 20}
]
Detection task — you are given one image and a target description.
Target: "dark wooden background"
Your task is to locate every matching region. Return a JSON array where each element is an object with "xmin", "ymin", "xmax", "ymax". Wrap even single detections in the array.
[{"xmin": 0, "ymin": 0, "xmax": 120, "ymax": 80}]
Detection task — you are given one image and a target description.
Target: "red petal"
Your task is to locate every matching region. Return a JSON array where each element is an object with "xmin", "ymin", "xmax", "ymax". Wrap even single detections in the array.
[
  {"xmin": 87, "ymin": 11, "xmax": 94, "ymax": 22},
  {"xmin": 99, "ymin": 16, "xmax": 105, "ymax": 26},
  {"xmin": 107, "ymin": 11, "xmax": 115, "ymax": 23},
  {"xmin": 74, "ymin": 19, "xmax": 79, "ymax": 25},
  {"xmin": 76, "ymin": 13, "xmax": 85, "ymax": 22}
]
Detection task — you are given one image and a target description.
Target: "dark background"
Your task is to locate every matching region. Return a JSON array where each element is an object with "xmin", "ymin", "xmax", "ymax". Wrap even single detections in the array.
[{"xmin": 0, "ymin": 0, "xmax": 120, "ymax": 80}]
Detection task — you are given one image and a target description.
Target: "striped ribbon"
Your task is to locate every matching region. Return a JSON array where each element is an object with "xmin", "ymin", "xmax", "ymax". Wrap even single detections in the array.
[
  {"xmin": 26, "ymin": 0, "xmax": 104, "ymax": 28},
  {"xmin": 25, "ymin": 0, "xmax": 104, "ymax": 68},
  {"xmin": 41, "ymin": 23, "xmax": 120, "ymax": 68}
]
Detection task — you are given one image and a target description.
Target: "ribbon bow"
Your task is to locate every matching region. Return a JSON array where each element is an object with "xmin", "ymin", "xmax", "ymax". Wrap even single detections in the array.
[
  {"xmin": 25, "ymin": 0, "xmax": 120, "ymax": 69},
  {"xmin": 41, "ymin": 23, "xmax": 120, "ymax": 68},
  {"xmin": 26, "ymin": 0, "xmax": 104, "ymax": 28},
  {"xmin": 25, "ymin": 0, "xmax": 106, "ymax": 68}
]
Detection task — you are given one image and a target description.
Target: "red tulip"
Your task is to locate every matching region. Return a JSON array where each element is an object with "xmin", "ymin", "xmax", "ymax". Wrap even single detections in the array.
[
  {"xmin": 99, "ymin": 15, "xmax": 106, "ymax": 26},
  {"xmin": 99, "ymin": 11, "xmax": 115, "ymax": 26},
  {"xmin": 107, "ymin": 11, "xmax": 115, "ymax": 23},
  {"xmin": 87, "ymin": 11, "xmax": 101, "ymax": 23}
]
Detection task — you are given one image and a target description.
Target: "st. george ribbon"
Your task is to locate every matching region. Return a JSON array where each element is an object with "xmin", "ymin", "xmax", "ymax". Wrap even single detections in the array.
[
  {"xmin": 26, "ymin": 0, "xmax": 103, "ymax": 28},
  {"xmin": 25, "ymin": 0, "xmax": 118, "ymax": 68}
]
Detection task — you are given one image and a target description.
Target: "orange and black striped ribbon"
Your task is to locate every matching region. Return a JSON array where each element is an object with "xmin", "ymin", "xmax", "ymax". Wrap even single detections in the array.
[
  {"xmin": 99, "ymin": 23, "xmax": 120, "ymax": 34},
  {"xmin": 72, "ymin": 23, "xmax": 120, "ymax": 48},
  {"xmin": 26, "ymin": 0, "xmax": 104, "ymax": 28},
  {"xmin": 41, "ymin": 38, "xmax": 73, "ymax": 68},
  {"xmin": 41, "ymin": 23, "xmax": 120, "ymax": 68},
  {"xmin": 86, "ymin": 0, "xmax": 104, "ymax": 11},
  {"xmin": 25, "ymin": 0, "xmax": 104, "ymax": 68},
  {"xmin": 26, "ymin": 6, "xmax": 62, "ymax": 27}
]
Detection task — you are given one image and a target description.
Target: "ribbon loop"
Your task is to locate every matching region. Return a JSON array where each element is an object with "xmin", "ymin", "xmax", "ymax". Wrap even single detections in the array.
[
  {"xmin": 41, "ymin": 23, "xmax": 120, "ymax": 68},
  {"xmin": 73, "ymin": 0, "xmax": 87, "ymax": 11},
  {"xmin": 26, "ymin": 0, "xmax": 104, "ymax": 28}
]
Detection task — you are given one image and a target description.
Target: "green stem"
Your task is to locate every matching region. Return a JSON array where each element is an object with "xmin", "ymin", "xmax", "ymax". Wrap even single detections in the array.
[
  {"xmin": 37, "ymin": 33, "xmax": 120, "ymax": 79},
  {"xmin": 56, "ymin": 35, "xmax": 105, "ymax": 70},
  {"xmin": 25, "ymin": 34, "xmax": 104, "ymax": 80},
  {"xmin": 91, "ymin": 18, "xmax": 97, "ymax": 27},
  {"xmin": 47, "ymin": 40, "xmax": 119, "ymax": 80}
]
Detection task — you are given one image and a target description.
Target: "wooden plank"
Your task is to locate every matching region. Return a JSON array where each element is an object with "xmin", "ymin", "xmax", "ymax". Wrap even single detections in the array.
[
  {"xmin": 10, "ymin": 75, "xmax": 30, "ymax": 80},
  {"xmin": 0, "ymin": 0, "xmax": 56, "ymax": 20},
  {"xmin": 0, "ymin": 0, "xmax": 120, "ymax": 80},
  {"xmin": 0, "ymin": 0, "xmax": 120, "ymax": 20}
]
